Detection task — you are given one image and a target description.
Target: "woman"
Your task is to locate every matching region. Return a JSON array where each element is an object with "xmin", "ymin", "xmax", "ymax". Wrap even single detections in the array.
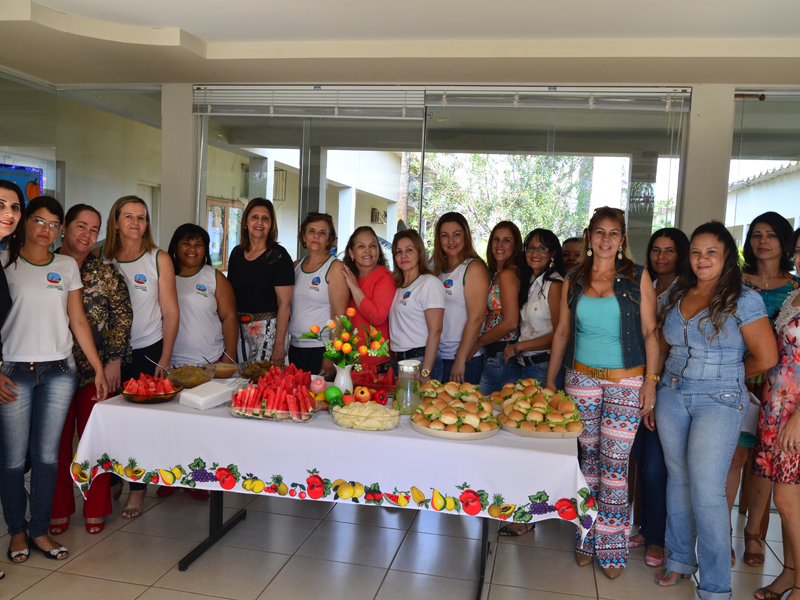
[
  {"xmin": 227, "ymin": 198, "xmax": 294, "ymax": 365},
  {"xmin": 505, "ymin": 228, "xmax": 565, "ymax": 388},
  {"xmin": 653, "ymin": 222, "xmax": 777, "ymax": 598},
  {"xmin": 288, "ymin": 213, "xmax": 349, "ymax": 377},
  {"xmin": 102, "ymin": 195, "xmax": 179, "ymax": 519},
  {"xmin": 546, "ymin": 206, "xmax": 659, "ymax": 578},
  {"xmin": 0, "ymin": 181, "xmax": 25, "ymax": 580},
  {"xmin": 728, "ymin": 212, "xmax": 800, "ymax": 567},
  {"xmin": 342, "ymin": 226, "xmax": 396, "ymax": 373},
  {"xmin": 752, "ymin": 227, "xmax": 800, "ymax": 600},
  {"xmin": 432, "ymin": 213, "xmax": 489, "ymax": 384},
  {"xmin": 472, "ymin": 221, "xmax": 522, "ymax": 395},
  {"xmin": 629, "ymin": 227, "xmax": 690, "ymax": 567},
  {"xmin": 562, "ymin": 237, "xmax": 582, "ymax": 273},
  {"xmin": 388, "ymin": 230, "xmax": 444, "ymax": 382},
  {"xmin": 168, "ymin": 223, "xmax": 238, "ymax": 366},
  {"xmin": 50, "ymin": 205, "xmax": 133, "ymax": 536},
  {"xmin": 1, "ymin": 196, "xmax": 109, "ymax": 563}
]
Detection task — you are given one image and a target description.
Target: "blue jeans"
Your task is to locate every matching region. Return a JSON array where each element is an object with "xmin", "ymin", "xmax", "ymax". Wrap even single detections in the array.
[
  {"xmin": 436, "ymin": 355, "xmax": 484, "ymax": 385},
  {"xmin": 479, "ymin": 353, "xmax": 513, "ymax": 395},
  {"xmin": 631, "ymin": 424, "xmax": 667, "ymax": 548},
  {"xmin": 655, "ymin": 374, "xmax": 746, "ymax": 600},
  {"xmin": 0, "ymin": 358, "xmax": 77, "ymax": 538},
  {"xmin": 508, "ymin": 358, "xmax": 565, "ymax": 391}
]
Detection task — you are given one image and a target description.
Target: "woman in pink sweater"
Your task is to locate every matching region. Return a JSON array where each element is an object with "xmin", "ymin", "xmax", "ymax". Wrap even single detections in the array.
[{"xmin": 341, "ymin": 227, "xmax": 397, "ymax": 373}]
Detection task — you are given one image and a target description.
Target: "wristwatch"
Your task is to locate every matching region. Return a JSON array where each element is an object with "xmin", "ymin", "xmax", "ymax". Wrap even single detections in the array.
[
  {"xmin": 645, "ymin": 373, "xmax": 660, "ymax": 383},
  {"xmin": 421, "ymin": 369, "xmax": 431, "ymax": 378}
]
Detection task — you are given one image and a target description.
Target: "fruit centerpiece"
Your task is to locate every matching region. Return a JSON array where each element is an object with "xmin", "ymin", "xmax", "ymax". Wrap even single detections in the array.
[
  {"xmin": 301, "ymin": 308, "xmax": 390, "ymax": 393},
  {"xmin": 410, "ymin": 381, "xmax": 501, "ymax": 439},
  {"xmin": 230, "ymin": 364, "xmax": 318, "ymax": 422},
  {"xmin": 494, "ymin": 378, "xmax": 584, "ymax": 437}
]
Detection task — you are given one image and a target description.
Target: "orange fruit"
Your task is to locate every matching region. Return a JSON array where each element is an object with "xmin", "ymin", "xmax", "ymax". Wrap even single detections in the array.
[
  {"xmin": 370, "ymin": 341, "xmax": 381, "ymax": 350},
  {"xmin": 352, "ymin": 336, "xmax": 359, "ymax": 345},
  {"xmin": 370, "ymin": 329, "xmax": 379, "ymax": 338},
  {"xmin": 310, "ymin": 324, "xmax": 320, "ymax": 334},
  {"xmin": 346, "ymin": 307, "xmax": 357, "ymax": 317},
  {"xmin": 358, "ymin": 345, "xmax": 368, "ymax": 356},
  {"xmin": 333, "ymin": 340, "xmax": 343, "ymax": 350},
  {"xmin": 342, "ymin": 343, "xmax": 353, "ymax": 354},
  {"xmin": 340, "ymin": 332, "xmax": 351, "ymax": 342}
]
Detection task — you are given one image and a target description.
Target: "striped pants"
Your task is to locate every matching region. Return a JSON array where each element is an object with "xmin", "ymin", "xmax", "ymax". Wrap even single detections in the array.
[{"xmin": 565, "ymin": 368, "xmax": 643, "ymax": 569}]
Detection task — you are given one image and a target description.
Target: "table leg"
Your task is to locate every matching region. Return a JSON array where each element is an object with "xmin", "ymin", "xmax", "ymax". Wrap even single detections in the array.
[
  {"xmin": 178, "ymin": 490, "xmax": 247, "ymax": 571},
  {"xmin": 475, "ymin": 517, "xmax": 490, "ymax": 600}
]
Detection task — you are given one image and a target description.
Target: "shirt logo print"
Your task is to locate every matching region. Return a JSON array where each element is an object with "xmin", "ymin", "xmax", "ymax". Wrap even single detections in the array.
[
  {"xmin": 46, "ymin": 272, "xmax": 61, "ymax": 284},
  {"xmin": 134, "ymin": 274, "xmax": 147, "ymax": 284}
]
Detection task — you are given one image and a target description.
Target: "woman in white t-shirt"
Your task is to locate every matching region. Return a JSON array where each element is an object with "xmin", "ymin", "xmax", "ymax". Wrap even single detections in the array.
[
  {"xmin": 1, "ymin": 196, "xmax": 108, "ymax": 564},
  {"xmin": 388, "ymin": 230, "xmax": 445, "ymax": 383},
  {"xmin": 101, "ymin": 195, "xmax": 179, "ymax": 519},
  {"xmin": 432, "ymin": 213, "xmax": 489, "ymax": 384},
  {"xmin": 167, "ymin": 224, "xmax": 238, "ymax": 367},
  {"xmin": 288, "ymin": 213, "xmax": 349, "ymax": 378}
]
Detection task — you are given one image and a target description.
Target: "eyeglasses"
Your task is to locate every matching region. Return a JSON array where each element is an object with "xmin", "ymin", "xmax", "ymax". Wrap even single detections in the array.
[
  {"xmin": 525, "ymin": 246, "xmax": 550, "ymax": 254},
  {"xmin": 29, "ymin": 216, "xmax": 61, "ymax": 230}
]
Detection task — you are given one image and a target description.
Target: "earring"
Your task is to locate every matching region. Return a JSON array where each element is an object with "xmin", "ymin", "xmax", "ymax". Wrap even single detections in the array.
[
  {"xmin": 586, "ymin": 244, "xmax": 592, "ymax": 257},
  {"xmin": 617, "ymin": 249, "xmax": 623, "ymax": 260},
  {"xmin": 549, "ymin": 258, "xmax": 554, "ymax": 267}
]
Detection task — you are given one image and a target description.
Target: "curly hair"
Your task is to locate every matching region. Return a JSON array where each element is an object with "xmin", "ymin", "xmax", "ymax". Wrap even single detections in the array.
[
  {"xmin": 742, "ymin": 211, "xmax": 795, "ymax": 275},
  {"xmin": 659, "ymin": 221, "xmax": 743, "ymax": 340}
]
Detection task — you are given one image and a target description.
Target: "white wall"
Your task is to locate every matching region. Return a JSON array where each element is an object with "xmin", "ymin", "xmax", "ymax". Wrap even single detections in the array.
[{"xmin": 726, "ymin": 167, "xmax": 800, "ymax": 230}]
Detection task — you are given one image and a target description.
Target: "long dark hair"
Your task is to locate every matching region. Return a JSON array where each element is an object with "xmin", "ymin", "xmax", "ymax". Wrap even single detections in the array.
[
  {"xmin": 646, "ymin": 227, "xmax": 690, "ymax": 282},
  {"xmin": 742, "ymin": 211, "xmax": 795, "ymax": 275},
  {"xmin": 0, "ymin": 180, "xmax": 25, "ymax": 267},
  {"xmin": 517, "ymin": 229, "xmax": 565, "ymax": 308},
  {"xmin": 487, "ymin": 221, "xmax": 522, "ymax": 274},
  {"xmin": 659, "ymin": 221, "xmax": 743, "ymax": 340},
  {"xmin": 569, "ymin": 206, "xmax": 636, "ymax": 292},
  {"xmin": 343, "ymin": 226, "xmax": 388, "ymax": 274},
  {"xmin": 168, "ymin": 223, "xmax": 212, "ymax": 273}
]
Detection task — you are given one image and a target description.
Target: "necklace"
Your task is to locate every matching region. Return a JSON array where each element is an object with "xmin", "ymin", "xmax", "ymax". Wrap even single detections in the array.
[{"xmin": 593, "ymin": 269, "xmax": 616, "ymax": 281}]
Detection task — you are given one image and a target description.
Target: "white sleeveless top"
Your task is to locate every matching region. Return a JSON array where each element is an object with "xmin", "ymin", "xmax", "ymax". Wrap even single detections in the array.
[
  {"xmin": 114, "ymin": 249, "xmax": 163, "ymax": 350},
  {"xmin": 289, "ymin": 255, "xmax": 336, "ymax": 348},
  {"xmin": 438, "ymin": 259, "xmax": 481, "ymax": 360},
  {"xmin": 519, "ymin": 272, "xmax": 563, "ymax": 357},
  {"xmin": 172, "ymin": 265, "xmax": 224, "ymax": 365}
]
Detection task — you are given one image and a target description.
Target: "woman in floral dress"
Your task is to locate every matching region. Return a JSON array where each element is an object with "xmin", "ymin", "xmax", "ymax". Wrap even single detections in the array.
[{"xmin": 752, "ymin": 227, "xmax": 800, "ymax": 600}]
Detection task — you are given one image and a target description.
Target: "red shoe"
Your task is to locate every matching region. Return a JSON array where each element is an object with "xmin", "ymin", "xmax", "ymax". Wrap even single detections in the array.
[
  {"xmin": 49, "ymin": 520, "xmax": 69, "ymax": 536},
  {"xmin": 85, "ymin": 520, "xmax": 105, "ymax": 535},
  {"xmin": 187, "ymin": 489, "xmax": 210, "ymax": 500},
  {"xmin": 157, "ymin": 486, "xmax": 180, "ymax": 497}
]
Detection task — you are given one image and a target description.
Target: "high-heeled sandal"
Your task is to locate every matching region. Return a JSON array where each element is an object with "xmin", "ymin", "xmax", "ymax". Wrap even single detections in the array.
[
  {"xmin": 85, "ymin": 519, "xmax": 105, "ymax": 535},
  {"xmin": 744, "ymin": 530, "xmax": 765, "ymax": 567},
  {"xmin": 48, "ymin": 519, "xmax": 69, "ymax": 536},
  {"xmin": 753, "ymin": 566, "xmax": 794, "ymax": 600}
]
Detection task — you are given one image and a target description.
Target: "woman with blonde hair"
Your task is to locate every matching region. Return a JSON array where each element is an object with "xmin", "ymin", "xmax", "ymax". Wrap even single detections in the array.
[
  {"xmin": 547, "ymin": 206, "xmax": 659, "ymax": 578},
  {"xmin": 102, "ymin": 195, "xmax": 179, "ymax": 519},
  {"xmin": 432, "ymin": 212, "xmax": 489, "ymax": 384},
  {"xmin": 227, "ymin": 198, "xmax": 294, "ymax": 365},
  {"xmin": 388, "ymin": 230, "xmax": 444, "ymax": 382}
]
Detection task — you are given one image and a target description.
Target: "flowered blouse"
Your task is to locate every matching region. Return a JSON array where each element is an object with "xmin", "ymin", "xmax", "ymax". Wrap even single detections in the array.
[{"xmin": 72, "ymin": 252, "xmax": 133, "ymax": 387}]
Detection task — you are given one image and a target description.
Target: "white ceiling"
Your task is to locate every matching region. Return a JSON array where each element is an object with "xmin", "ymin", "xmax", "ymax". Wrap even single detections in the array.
[{"xmin": 20, "ymin": 0, "xmax": 800, "ymax": 42}]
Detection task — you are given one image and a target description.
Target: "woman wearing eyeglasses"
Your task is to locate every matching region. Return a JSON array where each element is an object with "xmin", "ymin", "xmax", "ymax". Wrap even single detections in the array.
[
  {"xmin": 227, "ymin": 198, "xmax": 294, "ymax": 365},
  {"xmin": 1, "ymin": 196, "xmax": 108, "ymax": 564},
  {"xmin": 102, "ymin": 195, "xmax": 179, "ymax": 519}
]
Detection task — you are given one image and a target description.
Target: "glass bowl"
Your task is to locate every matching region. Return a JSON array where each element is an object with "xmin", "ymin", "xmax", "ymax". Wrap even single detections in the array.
[
  {"xmin": 330, "ymin": 403, "xmax": 401, "ymax": 431},
  {"xmin": 212, "ymin": 363, "xmax": 239, "ymax": 379},
  {"xmin": 168, "ymin": 364, "xmax": 215, "ymax": 389}
]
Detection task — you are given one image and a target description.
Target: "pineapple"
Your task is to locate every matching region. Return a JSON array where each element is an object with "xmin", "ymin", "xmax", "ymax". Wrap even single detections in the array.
[
  {"xmin": 124, "ymin": 458, "xmax": 138, "ymax": 479},
  {"xmin": 488, "ymin": 493, "xmax": 505, "ymax": 518}
]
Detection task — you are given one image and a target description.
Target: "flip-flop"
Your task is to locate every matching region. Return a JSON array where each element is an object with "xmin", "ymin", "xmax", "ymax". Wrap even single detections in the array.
[
  {"xmin": 498, "ymin": 523, "xmax": 534, "ymax": 537},
  {"xmin": 654, "ymin": 569, "xmax": 690, "ymax": 587}
]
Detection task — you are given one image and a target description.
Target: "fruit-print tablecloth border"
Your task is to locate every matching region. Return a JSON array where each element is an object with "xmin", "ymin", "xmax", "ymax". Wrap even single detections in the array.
[{"xmin": 74, "ymin": 395, "xmax": 597, "ymax": 536}]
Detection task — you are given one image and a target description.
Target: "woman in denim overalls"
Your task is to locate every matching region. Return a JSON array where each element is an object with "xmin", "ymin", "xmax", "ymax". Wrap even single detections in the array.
[{"xmin": 654, "ymin": 222, "xmax": 777, "ymax": 599}]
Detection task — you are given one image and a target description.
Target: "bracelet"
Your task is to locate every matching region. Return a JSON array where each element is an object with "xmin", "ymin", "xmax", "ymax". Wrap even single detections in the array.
[{"xmin": 645, "ymin": 373, "xmax": 660, "ymax": 383}]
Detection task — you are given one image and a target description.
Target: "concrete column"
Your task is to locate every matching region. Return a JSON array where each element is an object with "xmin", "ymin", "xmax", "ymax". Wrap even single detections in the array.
[
  {"xmin": 386, "ymin": 202, "xmax": 398, "ymax": 242},
  {"xmin": 249, "ymin": 157, "xmax": 270, "ymax": 199},
  {"xmin": 338, "ymin": 187, "xmax": 356, "ymax": 254},
  {"xmin": 677, "ymin": 84, "xmax": 737, "ymax": 234},
  {"xmin": 160, "ymin": 84, "xmax": 198, "ymax": 248}
]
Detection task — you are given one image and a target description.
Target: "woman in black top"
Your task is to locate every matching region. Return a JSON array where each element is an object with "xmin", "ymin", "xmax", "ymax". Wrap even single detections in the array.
[{"xmin": 227, "ymin": 198, "xmax": 294, "ymax": 364}]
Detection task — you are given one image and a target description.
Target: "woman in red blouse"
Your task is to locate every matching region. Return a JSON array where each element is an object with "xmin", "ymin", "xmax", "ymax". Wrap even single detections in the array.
[{"xmin": 341, "ymin": 227, "xmax": 396, "ymax": 373}]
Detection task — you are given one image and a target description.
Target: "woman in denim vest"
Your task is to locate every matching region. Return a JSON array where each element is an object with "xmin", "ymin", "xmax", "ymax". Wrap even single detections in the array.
[
  {"xmin": 547, "ymin": 206, "xmax": 659, "ymax": 579},
  {"xmin": 653, "ymin": 222, "xmax": 777, "ymax": 599}
]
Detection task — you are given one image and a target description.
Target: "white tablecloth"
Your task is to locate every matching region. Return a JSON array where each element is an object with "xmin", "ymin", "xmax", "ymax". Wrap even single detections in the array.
[{"xmin": 74, "ymin": 396, "xmax": 597, "ymax": 535}]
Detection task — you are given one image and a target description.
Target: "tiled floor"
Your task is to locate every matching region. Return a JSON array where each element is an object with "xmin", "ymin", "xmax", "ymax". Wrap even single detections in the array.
[{"xmin": 0, "ymin": 486, "xmax": 787, "ymax": 600}]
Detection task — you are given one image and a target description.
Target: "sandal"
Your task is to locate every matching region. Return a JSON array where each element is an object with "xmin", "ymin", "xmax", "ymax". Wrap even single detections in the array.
[
  {"xmin": 6, "ymin": 535, "xmax": 29, "ymax": 563},
  {"xmin": 646, "ymin": 553, "xmax": 665, "ymax": 567},
  {"xmin": 121, "ymin": 490, "xmax": 145, "ymax": 519},
  {"xmin": 48, "ymin": 518, "xmax": 69, "ymax": 536},
  {"xmin": 744, "ymin": 530, "xmax": 765, "ymax": 567},
  {"xmin": 754, "ymin": 567, "xmax": 794, "ymax": 600},
  {"xmin": 85, "ymin": 519, "xmax": 105, "ymax": 535},
  {"xmin": 498, "ymin": 523, "xmax": 534, "ymax": 537},
  {"xmin": 655, "ymin": 569, "xmax": 691, "ymax": 587},
  {"xmin": 29, "ymin": 538, "xmax": 68, "ymax": 560}
]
